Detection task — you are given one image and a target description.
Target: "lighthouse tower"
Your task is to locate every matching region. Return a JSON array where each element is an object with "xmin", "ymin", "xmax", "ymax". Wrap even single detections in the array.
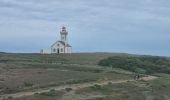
[{"xmin": 60, "ymin": 26, "xmax": 68, "ymax": 43}]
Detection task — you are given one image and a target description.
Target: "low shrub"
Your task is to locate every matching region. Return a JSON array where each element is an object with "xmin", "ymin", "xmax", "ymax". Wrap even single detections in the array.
[{"xmin": 65, "ymin": 88, "xmax": 72, "ymax": 92}]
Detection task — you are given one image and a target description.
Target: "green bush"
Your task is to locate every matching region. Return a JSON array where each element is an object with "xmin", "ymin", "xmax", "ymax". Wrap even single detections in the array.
[{"xmin": 98, "ymin": 56, "xmax": 170, "ymax": 74}]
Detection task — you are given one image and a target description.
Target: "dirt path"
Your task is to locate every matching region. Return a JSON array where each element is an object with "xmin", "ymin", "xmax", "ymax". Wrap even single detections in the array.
[{"xmin": 0, "ymin": 75, "xmax": 157, "ymax": 100}]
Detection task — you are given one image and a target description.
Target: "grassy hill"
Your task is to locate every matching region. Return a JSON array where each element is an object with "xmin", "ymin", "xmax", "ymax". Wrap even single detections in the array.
[
  {"xmin": 0, "ymin": 52, "xmax": 170, "ymax": 100},
  {"xmin": 0, "ymin": 52, "xmax": 132, "ymax": 94}
]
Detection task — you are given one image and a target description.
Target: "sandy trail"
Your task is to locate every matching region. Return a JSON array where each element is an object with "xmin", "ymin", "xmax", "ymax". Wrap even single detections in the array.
[{"xmin": 0, "ymin": 75, "xmax": 157, "ymax": 100}]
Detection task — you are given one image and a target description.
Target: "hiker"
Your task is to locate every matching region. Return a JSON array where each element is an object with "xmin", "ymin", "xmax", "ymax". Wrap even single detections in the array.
[
  {"xmin": 137, "ymin": 74, "xmax": 140, "ymax": 80},
  {"xmin": 134, "ymin": 74, "xmax": 140, "ymax": 80}
]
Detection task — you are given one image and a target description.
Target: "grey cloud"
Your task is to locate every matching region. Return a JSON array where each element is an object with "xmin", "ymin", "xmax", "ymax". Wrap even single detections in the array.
[{"xmin": 0, "ymin": 0, "xmax": 170, "ymax": 56}]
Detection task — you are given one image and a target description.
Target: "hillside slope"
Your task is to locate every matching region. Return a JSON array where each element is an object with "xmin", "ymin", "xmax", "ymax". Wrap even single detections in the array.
[{"xmin": 98, "ymin": 55, "xmax": 170, "ymax": 74}]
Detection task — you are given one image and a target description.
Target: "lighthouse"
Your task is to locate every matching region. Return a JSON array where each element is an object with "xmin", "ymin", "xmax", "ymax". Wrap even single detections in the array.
[{"xmin": 41, "ymin": 26, "xmax": 72, "ymax": 54}]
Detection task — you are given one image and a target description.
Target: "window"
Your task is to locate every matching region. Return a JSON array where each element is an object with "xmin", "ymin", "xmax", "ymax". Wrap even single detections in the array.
[
  {"xmin": 57, "ymin": 44, "xmax": 60, "ymax": 46},
  {"xmin": 53, "ymin": 49, "xmax": 56, "ymax": 52},
  {"xmin": 61, "ymin": 48, "xmax": 63, "ymax": 52}
]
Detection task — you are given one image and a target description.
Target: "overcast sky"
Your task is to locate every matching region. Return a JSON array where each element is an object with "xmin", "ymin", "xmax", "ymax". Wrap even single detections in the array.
[{"xmin": 0, "ymin": 0, "xmax": 170, "ymax": 56}]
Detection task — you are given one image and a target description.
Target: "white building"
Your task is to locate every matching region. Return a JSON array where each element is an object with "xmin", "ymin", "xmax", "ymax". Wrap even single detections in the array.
[{"xmin": 41, "ymin": 26, "xmax": 72, "ymax": 54}]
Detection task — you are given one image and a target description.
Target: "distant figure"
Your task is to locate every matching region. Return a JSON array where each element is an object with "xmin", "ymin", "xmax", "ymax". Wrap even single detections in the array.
[
  {"xmin": 137, "ymin": 74, "xmax": 140, "ymax": 80},
  {"xmin": 134, "ymin": 74, "xmax": 140, "ymax": 80}
]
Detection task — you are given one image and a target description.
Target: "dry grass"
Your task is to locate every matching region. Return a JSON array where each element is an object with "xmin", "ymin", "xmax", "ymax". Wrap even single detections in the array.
[{"xmin": 0, "ymin": 53, "xmax": 132, "ymax": 95}]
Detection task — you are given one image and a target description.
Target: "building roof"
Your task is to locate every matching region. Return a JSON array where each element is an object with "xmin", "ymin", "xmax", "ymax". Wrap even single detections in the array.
[
  {"xmin": 59, "ymin": 41, "xmax": 72, "ymax": 47},
  {"xmin": 51, "ymin": 41, "xmax": 72, "ymax": 47}
]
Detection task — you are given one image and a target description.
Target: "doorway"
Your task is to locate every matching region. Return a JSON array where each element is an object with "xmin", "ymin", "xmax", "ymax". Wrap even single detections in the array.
[{"xmin": 57, "ymin": 49, "xmax": 60, "ymax": 54}]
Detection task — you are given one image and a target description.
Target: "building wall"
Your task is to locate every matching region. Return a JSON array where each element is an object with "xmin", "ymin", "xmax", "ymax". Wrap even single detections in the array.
[
  {"xmin": 41, "ymin": 46, "xmax": 72, "ymax": 54},
  {"xmin": 40, "ymin": 48, "xmax": 51, "ymax": 54},
  {"xmin": 51, "ymin": 42, "xmax": 64, "ymax": 54},
  {"xmin": 65, "ymin": 47, "xmax": 72, "ymax": 53},
  {"xmin": 51, "ymin": 41, "xmax": 72, "ymax": 54}
]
